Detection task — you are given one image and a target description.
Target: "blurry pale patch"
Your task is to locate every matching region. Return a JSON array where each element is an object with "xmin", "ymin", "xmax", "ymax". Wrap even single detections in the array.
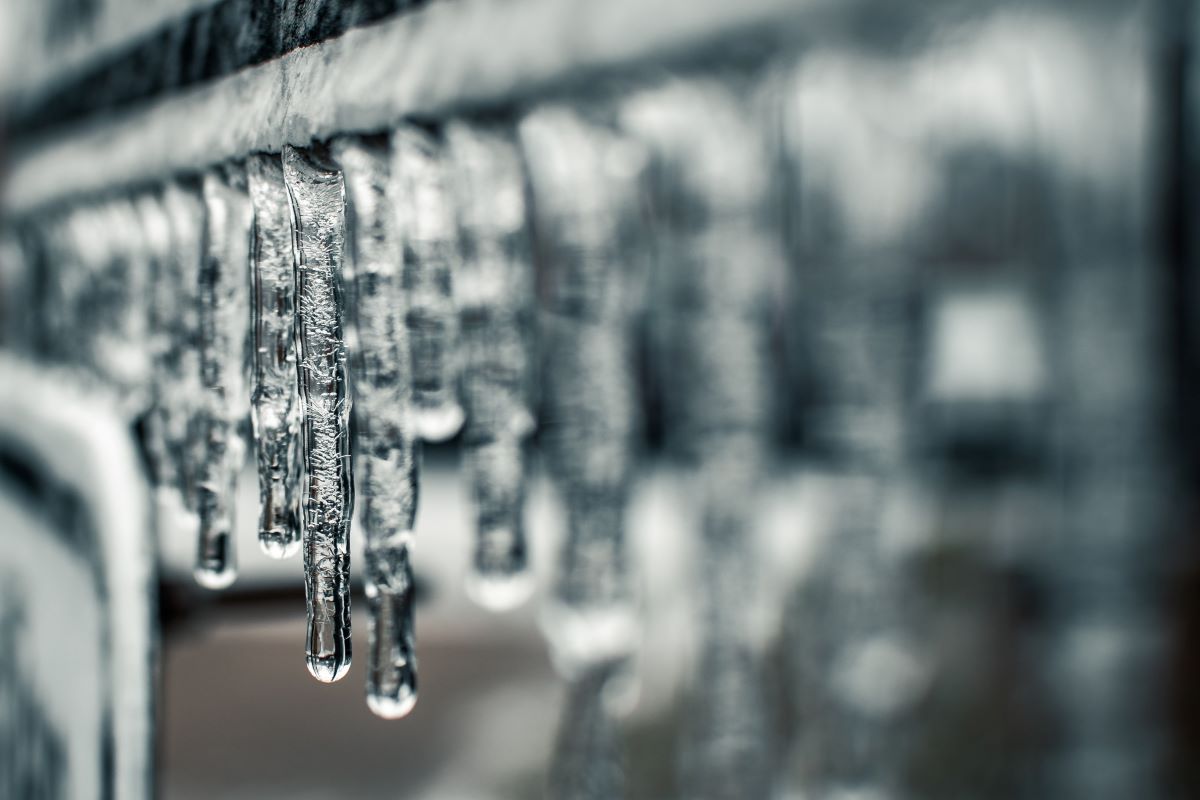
[{"xmin": 927, "ymin": 287, "xmax": 1046, "ymax": 402}]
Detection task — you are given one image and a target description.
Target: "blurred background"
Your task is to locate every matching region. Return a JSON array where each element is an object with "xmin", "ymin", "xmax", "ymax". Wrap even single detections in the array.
[{"xmin": 2, "ymin": 0, "xmax": 1200, "ymax": 798}]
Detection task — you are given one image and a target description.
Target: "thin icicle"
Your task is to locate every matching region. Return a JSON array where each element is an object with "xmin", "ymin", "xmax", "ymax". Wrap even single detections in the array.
[
  {"xmin": 391, "ymin": 124, "xmax": 464, "ymax": 441},
  {"xmin": 283, "ymin": 144, "xmax": 354, "ymax": 684},
  {"xmin": 446, "ymin": 120, "xmax": 537, "ymax": 611},
  {"xmin": 247, "ymin": 154, "xmax": 302, "ymax": 559},
  {"xmin": 194, "ymin": 166, "xmax": 252, "ymax": 590},
  {"xmin": 519, "ymin": 106, "xmax": 646, "ymax": 676},
  {"xmin": 332, "ymin": 135, "xmax": 419, "ymax": 717}
]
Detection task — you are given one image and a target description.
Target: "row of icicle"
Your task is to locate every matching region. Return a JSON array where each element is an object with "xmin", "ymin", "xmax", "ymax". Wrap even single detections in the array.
[{"xmin": 0, "ymin": 76, "xmax": 783, "ymax": 727}]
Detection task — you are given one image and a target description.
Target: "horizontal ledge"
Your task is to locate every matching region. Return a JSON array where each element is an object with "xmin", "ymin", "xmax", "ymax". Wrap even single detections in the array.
[{"xmin": 2, "ymin": 0, "xmax": 831, "ymax": 215}]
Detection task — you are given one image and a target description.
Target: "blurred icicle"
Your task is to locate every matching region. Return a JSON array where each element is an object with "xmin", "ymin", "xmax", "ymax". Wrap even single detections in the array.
[
  {"xmin": 332, "ymin": 135, "xmax": 419, "ymax": 717},
  {"xmin": 283, "ymin": 144, "xmax": 355, "ymax": 684},
  {"xmin": 158, "ymin": 181, "xmax": 207, "ymax": 516},
  {"xmin": 547, "ymin": 661, "xmax": 628, "ymax": 800},
  {"xmin": 392, "ymin": 124, "xmax": 464, "ymax": 441},
  {"xmin": 53, "ymin": 199, "xmax": 154, "ymax": 416},
  {"xmin": 247, "ymin": 154, "xmax": 302, "ymax": 559},
  {"xmin": 133, "ymin": 189, "xmax": 180, "ymax": 492},
  {"xmin": 520, "ymin": 105, "xmax": 646, "ymax": 677},
  {"xmin": 194, "ymin": 167, "xmax": 252, "ymax": 590},
  {"xmin": 623, "ymin": 77, "xmax": 781, "ymax": 800},
  {"xmin": 446, "ymin": 120, "xmax": 537, "ymax": 611}
]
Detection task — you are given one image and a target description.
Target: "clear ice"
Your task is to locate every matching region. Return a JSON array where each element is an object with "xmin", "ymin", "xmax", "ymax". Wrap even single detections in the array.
[
  {"xmin": 519, "ymin": 107, "xmax": 645, "ymax": 675},
  {"xmin": 391, "ymin": 125, "xmax": 464, "ymax": 442},
  {"xmin": 247, "ymin": 154, "xmax": 302, "ymax": 559},
  {"xmin": 282, "ymin": 144, "xmax": 355, "ymax": 684},
  {"xmin": 332, "ymin": 135, "xmax": 419, "ymax": 716},
  {"xmin": 194, "ymin": 168, "xmax": 252, "ymax": 590},
  {"xmin": 445, "ymin": 121, "xmax": 537, "ymax": 611}
]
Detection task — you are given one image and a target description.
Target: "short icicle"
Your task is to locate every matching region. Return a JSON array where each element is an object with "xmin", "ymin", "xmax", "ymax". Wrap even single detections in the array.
[
  {"xmin": 247, "ymin": 154, "xmax": 302, "ymax": 559},
  {"xmin": 194, "ymin": 167, "xmax": 253, "ymax": 590},
  {"xmin": 446, "ymin": 120, "xmax": 537, "ymax": 611},
  {"xmin": 332, "ymin": 135, "xmax": 419, "ymax": 717},
  {"xmin": 283, "ymin": 144, "xmax": 355, "ymax": 684}
]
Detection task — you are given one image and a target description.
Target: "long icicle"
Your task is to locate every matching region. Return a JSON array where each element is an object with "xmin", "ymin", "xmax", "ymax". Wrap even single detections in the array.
[
  {"xmin": 519, "ymin": 106, "xmax": 645, "ymax": 677},
  {"xmin": 194, "ymin": 167, "xmax": 252, "ymax": 590},
  {"xmin": 283, "ymin": 144, "xmax": 355, "ymax": 684},
  {"xmin": 445, "ymin": 120, "xmax": 537, "ymax": 611},
  {"xmin": 247, "ymin": 154, "xmax": 303, "ymax": 559},
  {"xmin": 332, "ymin": 135, "xmax": 420, "ymax": 717},
  {"xmin": 391, "ymin": 124, "xmax": 464, "ymax": 442}
]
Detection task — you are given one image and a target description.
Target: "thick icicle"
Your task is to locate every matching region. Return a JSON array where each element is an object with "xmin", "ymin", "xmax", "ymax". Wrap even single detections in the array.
[
  {"xmin": 391, "ymin": 125, "xmax": 464, "ymax": 441},
  {"xmin": 247, "ymin": 154, "xmax": 302, "ymax": 559},
  {"xmin": 283, "ymin": 144, "xmax": 354, "ymax": 684},
  {"xmin": 519, "ymin": 106, "xmax": 646, "ymax": 675},
  {"xmin": 446, "ymin": 120, "xmax": 537, "ymax": 611},
  {"xmin": 194, "ymin": 167, "xmax": 253, "ymax": 590},
  {"xmin": 332, "ymin": 135, "xmax": 419, "ymax": 717}
]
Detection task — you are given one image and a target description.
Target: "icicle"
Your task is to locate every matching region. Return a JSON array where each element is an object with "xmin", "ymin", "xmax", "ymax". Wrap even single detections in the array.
[
  {"xmin": 194, "ymin": 167, "xmax": 252, "ymax": 590},
  {"xmin": 159, "ymin": 181, "xmax": 207, "ymax": 513},
  {"xmin": 331, "ymin": 135, "xmax": 419, "ymax": 717},
  {"xmin": 133, "ymin": 190, "xmax": 178, "ymax": 491},
  {"xmin": 445, "ymin": 120, "xmax": 537, "ymax": 611},
  {"xmin": 247, "ymin": 154, "xmax": 303, "ymax": 559},
  {"xmin": 546, "ymin": 661, "xmax": 627, "ymax": 800},
  {"xmin": 283, "ymin": 144, "xmax": 354, "ymax": 684},
  {"xmin": 53, "ymin": 199, "xmax": 154, "ymax": 413},
  {"xmin": 623, "ymin": 78, "xmax": 782, "ymax": 800},
  {"xmin": 391, "ymin": 125, "xmax": 464, "ymax": 441},
  {"xmin": 519, "ymin": 106, "xmax": 646, "ymax": 676}
]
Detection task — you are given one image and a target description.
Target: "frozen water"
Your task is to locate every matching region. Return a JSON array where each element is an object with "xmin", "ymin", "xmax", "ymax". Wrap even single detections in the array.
[
  {"xmin": 193, "ymin": 166, "xmax": 252, "ymax": 590},
  {"xmin": 391, "ymin": 125, "xmax": 464, "ymax": 441},
  {"xmin": 446, "ymin": 120, "xmax": 537, "ymax": 610},
  {"xmin": 332, "ymin": 135, "xmax": 420, "ymax": 715},
  {"xmin": 519, "ymin": 106, "xmax": 645, "ymax": 674},
  {"xmin": 247, "ymin": 153, "xmax": 302, "ymax": 559},
  {"xmin": 283, "ymin": 144, "xmax": 355, "ymax": 683}
]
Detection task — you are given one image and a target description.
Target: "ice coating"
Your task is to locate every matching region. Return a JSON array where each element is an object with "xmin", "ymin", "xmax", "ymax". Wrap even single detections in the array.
[
  {"xmin": 445, "ymin": 120, "xmax": 537, "ymax": 610},
  {"xmin": 332, "ymin": 135, "xmax": 419, "ymax": 715},
  {"xmin": 283, "ymin": 144, "xmax": 354, "ymax": 684},
  {"xmin": 391, "ymin": 125, "xmax": 464, "ymax": 441},
  {"xmin": 194, "ymin": 167, "xmax": 252, "ymax": 590},
  {"xmin": 247, "ymin": 154, "xmax": 302, "ymax": 559},
  {"xmin": 519, "ymin": 106, "xmax": 646, "ymax": 675}
]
